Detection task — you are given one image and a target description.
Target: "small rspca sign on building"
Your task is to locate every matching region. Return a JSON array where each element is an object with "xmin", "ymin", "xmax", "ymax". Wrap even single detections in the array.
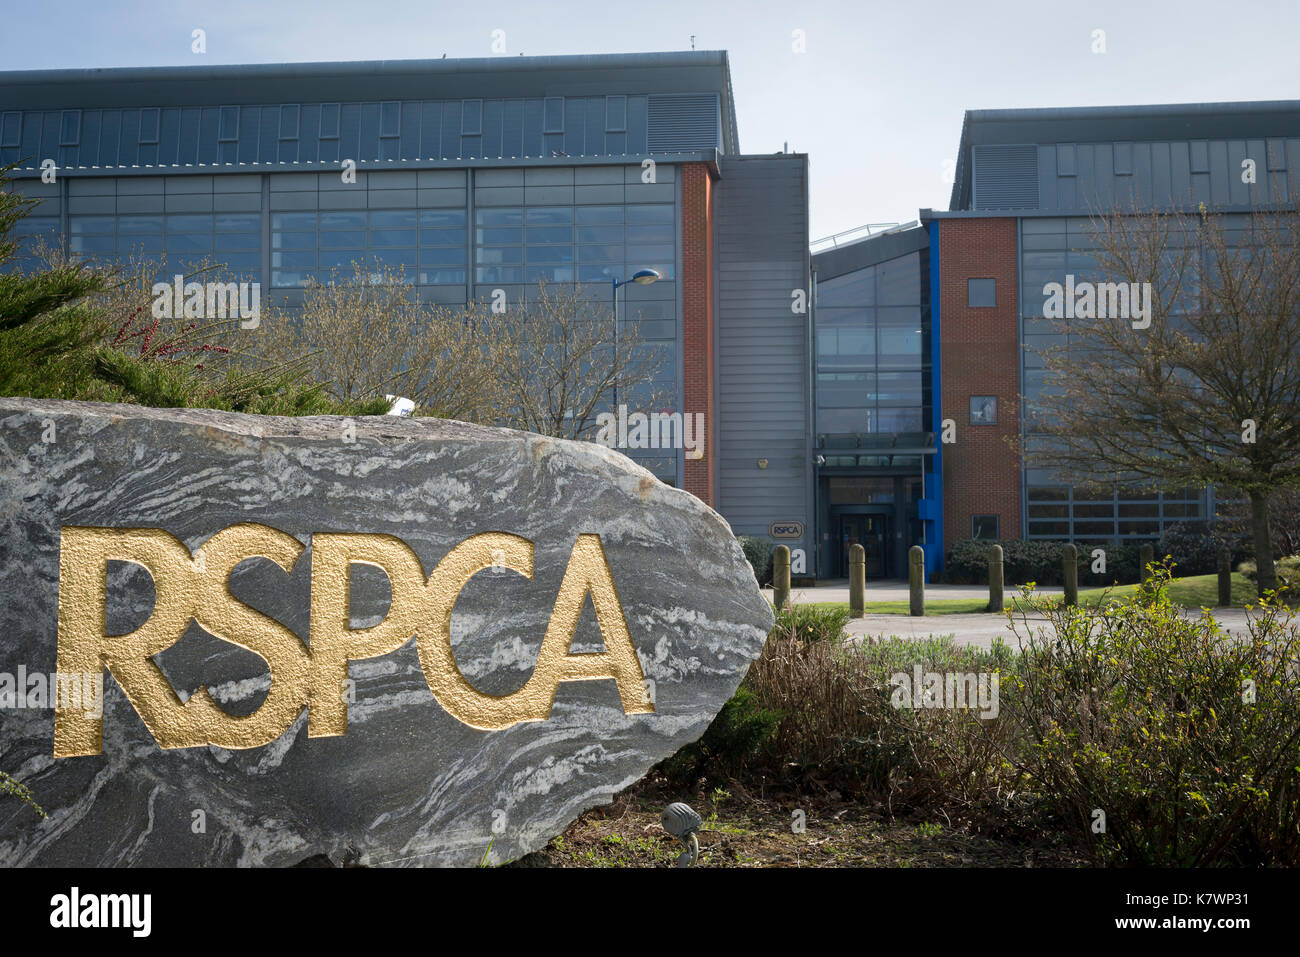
[{"xmin": 769, "ymin": 521, "xmax": 804, "ymax": 539}]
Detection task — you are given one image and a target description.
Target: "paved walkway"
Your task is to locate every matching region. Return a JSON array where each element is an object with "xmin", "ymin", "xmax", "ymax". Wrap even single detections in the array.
[
  {"xmin": 762, "ymin": 578, "xmax": 1063, "ymax": 605},
  {"xmin": 760, "ymin": 579, "xmax": 1254, "ymax": 650},
  {"xmin": 843, "ymin": 608, "xmax": 1254, "ymax": 650}
]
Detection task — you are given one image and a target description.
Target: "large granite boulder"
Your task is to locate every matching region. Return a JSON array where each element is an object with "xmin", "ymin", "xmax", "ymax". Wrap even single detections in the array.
[{"xmin": 0, "ymin": 398, "xmax": 772, "ymax": 866}]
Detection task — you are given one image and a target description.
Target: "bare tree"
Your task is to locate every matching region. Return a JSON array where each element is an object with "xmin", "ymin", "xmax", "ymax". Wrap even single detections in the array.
[
  {"xmin": 254, "ymin": 264, "xmax": 508, "ymax": 423},
  {"xmin": 254, "ymin": 272, "xmax": 667, "ymax": 441},
  {"xmin": 1027, "ymin": 198, "xmax": 1300, "ymax": 595},
  {"xmin": 487, "ymin": 280, "xmax": 667, "ymax": 440}
]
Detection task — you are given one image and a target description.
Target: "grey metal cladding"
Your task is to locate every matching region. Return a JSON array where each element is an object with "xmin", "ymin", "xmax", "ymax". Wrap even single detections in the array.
[
  {"xmin": 0, "ymin": 52, "xmax": 740, "ymax": 167},
  {"xmin": 714, "ymin": 154, "xmax": 811, "ymax": 537},
  {"xmin": 952, "ymin": 100, "xmax": 1300, "ymax": 212},
  {"xmin": 973, "ymin": 144, "xmax": 1039, "ymax": 209},
  {"xmin": 1035, "ymin": 137, "xmax": 1300, "ymax": 211},
  {"xmin": 647, "ymin": 94, "xmax": 721, "ymax": 152}
]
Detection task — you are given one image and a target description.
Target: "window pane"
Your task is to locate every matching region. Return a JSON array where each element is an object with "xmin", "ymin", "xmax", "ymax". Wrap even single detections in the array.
[
  {"xmin": 605, "ymin": 95, "xmax": 627, "ymax": 132},
  {"xmin": 1028, "ymin": 521, "xmax": 1069, "ymax": 536},
  {"xmin": 527, "ymin": 246, "xmax": 573, "ymax": 264},
  {"xmin": 279, "ymin": 104, "xmax": 299, "ymax": 139},
  {"xmin": 117, "ymin": 215, "xmax": 163, "ymax": 234},
  {"xmin": 167, "ymin": 214, "xmax": 212, "ymax": 232},
  {"xmin": 525, "ymin": 207, "xmax": 572, "ymax": 225},
  {"xmin": 218, "ymin": 252, "xmax": 260, "ymax": 273},
  {"xmin": 320, "ymin": 249, "xmax": 363, "ymax": 269},
  {"xmin": 319, "ymin": 103, "xmax": 340, "ymax": 139},
  {"xmin": 577, "ymin": 225, "xmax": 622, "ymax": 243},
  {"xmin": 273, "ymin": 231, "xmax": 316, "ymax": 249},
  {"xmin": 578, "ymin": 264, "xmax": 621, "ymax": 282},
  {"xmin": 214, "ymin": 213, "xmax": 259, "ymax": 232},
  {"xmin": 70, "ymin": 217, "xmax": 115, "ymax": 234},
  {"xmin": 476, "ymin": 246, "xmax": 522, "ymax": 264},
  {"xmin": 526, "ymin": 225, "xmax": 572, "ymax": 244},
  {"xmin": 369, "ymin": 248, "xmax": 416, "ymax": 269},
  {"xmin": 526, "ymin": 265, "xmax": 575, "ymax": 282},
  {"xmin": 370, "ymin": 210, "xmax": 415, "ymax": 228},
  {"xmin": 476, "ymin": 266, "xmax": 522, "ymax": 283},
  {"xmin": 624, "ymin": 239, "xmax": 673, "ymax": 261},
  {"xmin": 71, "ymin": 235, "xmax": 116, "ymax": 253},
  {"xmin": 320, "ymin": 211, "xmax": 365, "ymax": 229},
  {"xmin": 477, "ymin": 226, "xmax": 522, "ymax": 244},
  {"xmin": 118, "ymin": 235, "xmax": 164, "ymax": 254},
  {"xmin": 419, "ymin": 247, "xmax": 466, "ymax": 265},
  {"xmin": 219, "ymin": 106, "xmax": 239, "ymax": 140},
  {"xmin": 1118, "ymin": 521, "xmax": 1159, "ymax": 536},
  {"xmin": 272, "ymin": 251, "xmax": 316, "ymax": 269},
  {"xmin": 140, "ymin": 108, "xmax": 160, "ymax": 143},
  {"xmin": 1027, "ymin": 487, "xmax": 1069, "ymax": 501},
  {"xmin": 626, "ymin": 224, "xmax": 672, "ymax": 243},
  {"xmin": 369, "ymin": 229, "xmax": 417, "ymax": 247},
  {"xmin": 578, "ymin": 244, "xmax": 622, "ymax": 263},
  {"xmin": 1075, "ymin": 520, "xmax": 1117, "ymax": 536},
  {"xmin": 320, "ymin": 229, "xmax": 365, "ymax": 248},
  {"xmin": 543, "ymin": 97, "xmax": 563, "ymax": 133},
  {"xmin": 215, "ymin": 233, "xmax": 260, "ymax": 251},
  {"xmin": 576, "ymin": 206, "xmax": 623, "ymax": 225},
  {"xmin": 476, "ymin": 208, "xmax": 521, "ymax": 226},
  {"xmin": 968, "ymin": 277, "xmax": 996, "ymax": 307},
  {"xmin": 420, "ymin": 227, "xmax": 465, "ymax": 246},
  {"xmin": 380, "ymin": 101, "xmax": 400, "ymax": 138},
  {"xmin": 419, "ymin": 209, "xmax": 465, "ymax": 227},
  {"xmin": 1027, "ymin": 504, "xmax": 1069, "ymax": 519},
  {"xmin": 419, "ymin": 267, "xmax": 466, "ymax": 285},
  {"xmin": 166, "ymin": 234, "xmax": 212, "ymax": 252},
  {"xmin": 1074, "ymin": 504, "xmax": 1112, "ymax": 518},
  {"xmin": 272, "ymin": 213, "xmax": 316, "ymax": 230},
  {"xmin": 60, "ymin": 110, "xmax": 81, "ymax": 145},
  {"xmin": 627, "ymin": 205, "xmax": 673, "ymax": 225}
]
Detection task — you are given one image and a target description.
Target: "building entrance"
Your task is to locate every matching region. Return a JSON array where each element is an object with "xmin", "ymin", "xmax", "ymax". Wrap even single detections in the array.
[{"xmin": 837, "ymin": 512, "xmax": 888, "ymax": 579}]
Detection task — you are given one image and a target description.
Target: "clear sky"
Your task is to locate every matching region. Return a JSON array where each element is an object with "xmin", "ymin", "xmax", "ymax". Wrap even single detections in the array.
[{"xmin": 3, "ymin": 0, "xmax": 1297, "ymax": 239}]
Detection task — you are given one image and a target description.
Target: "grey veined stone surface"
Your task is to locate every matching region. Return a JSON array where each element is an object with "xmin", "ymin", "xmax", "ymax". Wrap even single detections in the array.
[{"xmin": 0, "ymin": 398, "xmax": 773, "ymax": 867}]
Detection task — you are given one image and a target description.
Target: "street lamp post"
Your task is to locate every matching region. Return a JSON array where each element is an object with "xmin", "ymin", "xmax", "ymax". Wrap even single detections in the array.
[{"xmin": 610, "ymin": 268, "xmax": 661, "ymax": 414}]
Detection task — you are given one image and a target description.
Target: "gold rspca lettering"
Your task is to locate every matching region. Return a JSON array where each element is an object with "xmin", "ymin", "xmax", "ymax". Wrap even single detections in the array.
[
  {"xmin": 307, "ymin": 533, "xmax": 426, "ymax": 738},
  {"xmin": 189, "ymin": 523, "xmax": 310, "ymax": 750},
  {"xmin": 53, "ymin": 525, "xmax": 652, "ymax": 755},
  {"xmin": 56, "ymin": 527, "xmax": 200, "ymax": 757},
  {"xmin": 417, "ymin": 532, "xmax": 652, "ymax": 731}
]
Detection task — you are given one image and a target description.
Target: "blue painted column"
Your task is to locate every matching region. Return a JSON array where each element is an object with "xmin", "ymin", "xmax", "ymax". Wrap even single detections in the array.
[{"xmin": 920, "ymin": 220, "xmax": 944, "ymax": 579}]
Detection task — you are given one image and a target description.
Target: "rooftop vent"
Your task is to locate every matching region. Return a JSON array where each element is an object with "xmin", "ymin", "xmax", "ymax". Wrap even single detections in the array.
[
  {"xmin": 973, "ymin": 144, "xmax": 1039, "ymax": 209},
  {"xmin": 647, "ymin": 93, "xmax": 720, "ymax": 152}
]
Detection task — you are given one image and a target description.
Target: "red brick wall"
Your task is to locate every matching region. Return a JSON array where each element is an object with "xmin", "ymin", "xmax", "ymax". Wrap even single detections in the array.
[
  {"xmin": 939, "ymin": 218, "xmax": 1021, "ymax": 549},
  {"xmin": 681, "ymin": 162, "xmax": 716, "ymax": 506}
]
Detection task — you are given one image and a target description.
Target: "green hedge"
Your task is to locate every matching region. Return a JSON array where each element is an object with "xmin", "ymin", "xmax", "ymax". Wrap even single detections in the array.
[
  {"xmin": 738, "ymin": 535, "xmax": 774, "ymax": 586},
  {"xmin": 942, "ymin": 538, "xmax": 1149, "ymax": 587}
]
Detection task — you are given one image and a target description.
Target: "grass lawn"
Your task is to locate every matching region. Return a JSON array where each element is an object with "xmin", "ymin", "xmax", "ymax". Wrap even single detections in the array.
[
  {"xmin": 1070, "ymin": 571, "xmax": 1260, "ymax": 609},
  {"xmin": 805, "ymin": 572, "xmax": 1261, "ymax": 616}
]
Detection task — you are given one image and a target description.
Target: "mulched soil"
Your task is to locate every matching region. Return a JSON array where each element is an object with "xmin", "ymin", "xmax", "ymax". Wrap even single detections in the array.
[{"xmin": 528, "ymin": 775, "xmax": 1090, "ymax": 868}]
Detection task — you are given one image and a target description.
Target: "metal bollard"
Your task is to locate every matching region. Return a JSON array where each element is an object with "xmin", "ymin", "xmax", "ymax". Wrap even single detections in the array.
[
  {"xmin": 1140, "ymin": 543, "xmax": 1155, "ymax": 583},
  {"xmin": 1218, "ymin": 548, "xmax": 1232, "ymax": 607},
  {"xmin": 1063, "ymin": 543, "xmax": 1078, "ymax": 607},
  {"xmin": 849, "ymin": 543, "xmax": 865, "ymax": 618},
  {"xmin": 908, "ymin": 545, "xmax": 925, "ymax": 617},
  {"xmin": 988, "ymin": 544, "xmax": 1004, "ymax": 613},
  {"xmin": 773, "ymin": 545, "xmax": 791, "ymax": 611}
]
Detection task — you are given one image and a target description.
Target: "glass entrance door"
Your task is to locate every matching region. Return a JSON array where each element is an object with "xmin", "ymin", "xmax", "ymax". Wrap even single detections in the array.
[{"xmin": 839, "ymin": 514, "xmax": 887, "ymax": 578}]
